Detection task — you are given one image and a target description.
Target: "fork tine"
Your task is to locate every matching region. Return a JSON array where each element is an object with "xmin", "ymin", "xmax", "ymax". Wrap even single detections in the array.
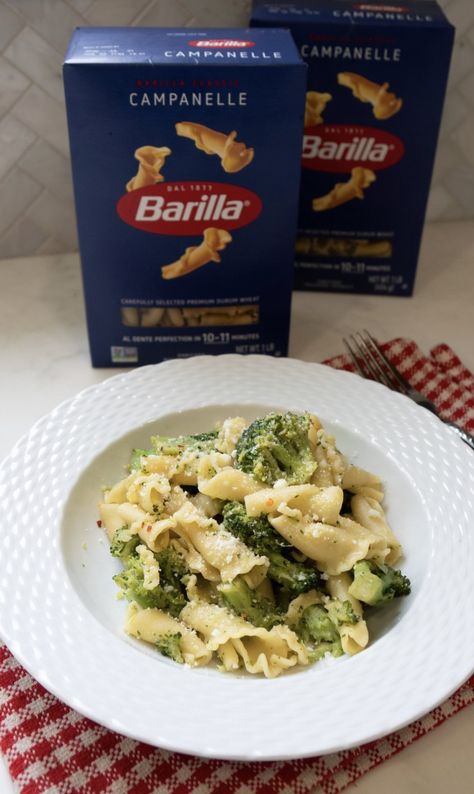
[
  {"xmin": 344, "ymin": 332, "xmax": 408, "ymax": 394},
  {"xmin": 362, "ymin": 330, "xmax": 410, "ymax": 392},
  {"xmin": 351, "ymin": 333, "xmax": 394, "ymax": 388},
  {"xmin": 344, "ymin": 334, "xmax": 390, "ymax": 388},
  {"xmin": 343, "ymin": 336, "xmax": 365, "ymax": 377},
  {"xmin": 354, "ymin": 332, "xmax": 394, "ymax": 388}
]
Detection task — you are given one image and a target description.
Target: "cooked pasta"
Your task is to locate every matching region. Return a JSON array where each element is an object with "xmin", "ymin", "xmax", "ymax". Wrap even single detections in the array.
[{"xmin": 100, "ymin": 411, "xmax": 410, "ymax": 677}]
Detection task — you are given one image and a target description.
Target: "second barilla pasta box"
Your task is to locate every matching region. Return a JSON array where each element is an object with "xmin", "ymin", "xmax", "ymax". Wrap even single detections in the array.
[
  {"xmin": 63, "ymin": 28, "xmax": 306, "ymax": 367},
  {"xmin": 251, "ymin": 1, "xmax": 454, "ymax": 295}
]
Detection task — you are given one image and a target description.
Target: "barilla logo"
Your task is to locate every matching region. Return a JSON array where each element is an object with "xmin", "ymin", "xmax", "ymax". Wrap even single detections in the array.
[
  {"xmin": 117, "ymin": 181, "xmax": 262, "ymax": 235},
  {"xmin": 302, "ymin": 125, "xmax": 404, "ymax": 173},
  {"xmin": 354, "ymin": 4, "xmax": 408, "ymax": 11},
  {"xmin": 187, "ymin": 40, "xmax": 255, "ymax": 48}
]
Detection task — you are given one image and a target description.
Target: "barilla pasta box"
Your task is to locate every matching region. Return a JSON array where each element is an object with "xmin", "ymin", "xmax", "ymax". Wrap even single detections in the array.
[
  {"xmin": 63, "ymin": 28, "xmax": 306, "ymax": 367},
  {"xmin": 251, "ymin": 1, "xmax": 454, "ymax": 295}
]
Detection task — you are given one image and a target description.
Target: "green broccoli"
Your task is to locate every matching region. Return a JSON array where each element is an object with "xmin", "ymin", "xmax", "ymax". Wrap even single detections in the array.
[
  {"xmin": 234, "ymin": 412, "xmax": 317, "ymax": 486},
  {"xmin": 129, "ymin": 448, "xmax": 153, "ymax": 472},
  {"xmin": 348, "ymin": 560, "xmax": 411, "ymax": 606},
  {"xmin": 156, "ymin": 546, "xmax": 189, "ymax": 590},
  {"xmin": 222, "ymin": 501, "xmax": 320, "ymax": 595},
  {"xmin": 218, "ymin": 577, "xmax": 284, "ymax": 630},
  {"xmin": 129, "ymin": 431, "xmax": 218, "ymax": 473},
  {"xmin": 155, "ymin": 632, "xmax": 184, "ymax": 664},
  {"xmin": 223, "ymin": 501, "xmax": 289, "ymax": 551},
  {"xmin": 113, "ymin": 547, "xmax": 188, "ymax": 617},
  {"xmin": 295, "ymin": 600, "xmax": 358, "ymax": 661},
  {"xmin": 324, "ymin": 598, "xmax": 359, "ymax": 626},
  {"xmin": 296, "ymin": 604, "xmax": 343, "ymax": 661},
  {"xmin": 110, "ymin": 527, "xmax": 140, "ymax": 560},
  {"xmin": 151, "ymin": 430, "xmax": 218, "ymax": 457}
]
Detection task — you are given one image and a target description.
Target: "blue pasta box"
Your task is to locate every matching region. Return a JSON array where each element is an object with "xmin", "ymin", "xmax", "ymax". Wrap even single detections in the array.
[
  {"xmin": 63, "ymin": 28, "xmax": 306, "ymax": 367},
  {"xmin": 251, "ymin": 1, "xmax": 454, "ymax": 295}
]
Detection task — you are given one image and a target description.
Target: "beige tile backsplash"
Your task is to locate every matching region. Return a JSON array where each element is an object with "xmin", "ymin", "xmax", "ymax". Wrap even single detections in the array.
[{"xmin": 0, "ymin": 0, "xmax": 472, "ymax": 259}]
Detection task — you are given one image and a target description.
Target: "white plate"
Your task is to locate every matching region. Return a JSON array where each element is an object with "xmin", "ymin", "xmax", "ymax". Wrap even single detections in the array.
[{"xmin": 0, "ymin": 355, "xmax": 473, "ymax": 761}]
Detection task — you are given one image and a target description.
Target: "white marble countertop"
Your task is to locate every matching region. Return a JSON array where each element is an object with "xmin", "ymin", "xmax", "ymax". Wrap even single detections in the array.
[{"xmin": 1, "ymin": 220, "xmax": 474, "ymax": 792}]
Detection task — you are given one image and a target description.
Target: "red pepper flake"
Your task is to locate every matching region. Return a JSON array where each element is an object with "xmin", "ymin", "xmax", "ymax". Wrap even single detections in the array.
[
  {"xmin": 146, "ymin": 525, "xmax": 152, "ymax": 532},
  {"xmin": 96, "ymin": 520, "xmax": 102, "ymax": 527}
]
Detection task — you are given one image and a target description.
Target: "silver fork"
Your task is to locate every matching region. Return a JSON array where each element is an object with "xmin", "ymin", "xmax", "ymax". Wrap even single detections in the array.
[{"xmin": 343, "ymin": 330, "xmax": 474, "ymax": 451}]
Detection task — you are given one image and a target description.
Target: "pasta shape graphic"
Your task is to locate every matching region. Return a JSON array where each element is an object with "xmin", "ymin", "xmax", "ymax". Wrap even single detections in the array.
[
  {"xmin": 313, "ymin": 167, "xmax": 376, "ymax": 212},
  {"xmin": 295, "ymin": 237, "xmax": 393, "ymax": 259},
  {"xmin": 161, "ymin": 227, "xmax": 232, "ymax": 280},
  {"xmin": 121, "ymin": 305, "xmax": 259, "ymax": 329},
  {"xmin": 99, "ymin": 411, "xmax": 411, "ymax": 677},
  {"xmin": 176, "ymin": 122, "xmax": 254, "ymax": 173},
  {"xmin": 337, "ymin": 72, "xmax": 402, "ymax": 120},
  {"xmin": 304, "ymin": 90, "xmax": 332, "ymax": 126},
  {"xmin": 126, "ymin": 145, "xmax": 172, "ymax": 191}
]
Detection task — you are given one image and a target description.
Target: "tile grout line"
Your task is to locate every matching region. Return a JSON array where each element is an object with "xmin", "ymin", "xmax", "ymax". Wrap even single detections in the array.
[
  {"xmin": 131, "ymin": 0, "xmax": 160, "ymax": 27},
  {"xmin": 8, "ymin": 95, "xmax": 71, "ymax": 162},
  {"xmin": 446, "ymin": 127, "xmax": 474, "ymax": 174},
  {"xmin": 1, "ymin": 0, "xmax": 89, "ymax": 58},
  {"xmin": 2, "ymin": 25, "xmax": 68, "ymax": 106},
  {"xmin": 0, "ymin": 176, "xmax": 46, "ymax": 242},
  {"xmin": 0, "ymin": 131, "xmax": 39, "ymax": 191}
]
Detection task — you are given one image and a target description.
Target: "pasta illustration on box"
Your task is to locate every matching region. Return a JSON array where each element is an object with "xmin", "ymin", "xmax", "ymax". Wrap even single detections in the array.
[
  {"xmin": 337, "ymin": 72, "xmax": 402, "ymax": 121},
  {"xmin": 126, "ymin": 145, "xmax": 172, "ymax": 191},
  {"xmin": 304, "ymin": 91, "xmax": 332, "ymax": 127},
  {"xmin": 313, "ymin": 167, "xmax": 376, "ymax": 212},
  {"xmin": 176, "ymin": 122, "xmax": 254, "ymax": 174},
  {"xmin": 121, "ymin": 304, "xmax": 259, "ymax": 328},
  {"xmin": 99, "ymin": 411, "xmax": 411, "ymax": 677},
  {"xmin": 161, "ymin": 228, "xmax": 232, "ymax": 280}
]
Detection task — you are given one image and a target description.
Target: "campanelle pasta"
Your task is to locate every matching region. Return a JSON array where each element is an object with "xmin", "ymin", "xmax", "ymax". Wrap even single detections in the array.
[{"xmin": 100, "ymin": 412, "xmax": 410, "ymax": 678}]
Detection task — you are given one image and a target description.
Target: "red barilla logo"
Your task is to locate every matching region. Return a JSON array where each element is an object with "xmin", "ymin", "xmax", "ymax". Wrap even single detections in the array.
[
  {"xmin": 117, "ymin": 181, "xmax": 262, "ymax": 235},
  {"xmin": 302, "ymin": 125, "xmax": 404, "ymax": 173},
  {"xmin": 354, "ymin": 4, "xmax": 408, "ymax": 11},
  {"xmin": 187, "ymin": 39, "xmax": 255, "ymax": 48}
]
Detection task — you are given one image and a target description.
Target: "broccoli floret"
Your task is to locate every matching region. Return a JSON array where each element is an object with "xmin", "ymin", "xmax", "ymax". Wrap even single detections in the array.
[
  {"xmin": 156, "ymin": 546, "xmax": 189, "ymax": 589},
  {"xmin": 155, "ymin": 632, "xmax": 184, "ymax": 664},
  {"xmin": 298, "ymin": 604, "xmax": 339, "ymax": 644},
  {"xmin": 348, "ymin": 560, "xmax": 411, "ymax": 606},
  {"xmin": 295, "ymin": 601, "xmax": 358, "ymax": 661},
  {"xmin": 129, "ymin": 448, "xmax": 153, "ymax": 472},
  {"xmin": 218, "ymin": 577, "xmax": 283, "ymax": 630},
  {"xmin": 151, "ymin": 430, "xmax": 218, "ymax": 457},
  {"xmin": 269, "ymin": 556, "xmax": 321, "ymax": 599},
  {"xmin": 324, "ymin": 598, "xmax": 359, "ymax": 626},
  {"xmin": 223, "ymin": 501, "xmax": 289, "ymax": 552},
  {"xmin": 296, "ymin": 604, "xmax": 343, "ymax": 661},
  {"xmin": 113, "ymin": 547, "xmax": 188, "ymax": 617},
  {"xmin": 234, "ymin": 412, "xmax": 317, "ymax": 486},
  {"xmin": 110, "ymin": 527, "xmax": 140, "ymax": 560},
  {"xmin": 222, "ymin": 501, "xmax": 320, "ymax": 595}
]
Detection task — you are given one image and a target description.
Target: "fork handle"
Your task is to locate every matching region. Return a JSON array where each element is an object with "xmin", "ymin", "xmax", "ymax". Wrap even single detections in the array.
[{"xmin": 444, "ymin": 422, "xmax": 474, "ymax": 451}]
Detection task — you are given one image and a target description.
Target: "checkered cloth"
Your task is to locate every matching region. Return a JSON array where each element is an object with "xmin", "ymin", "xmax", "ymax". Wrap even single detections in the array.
[{"xmin": 1, "ymin": 338, "xmax": 473, "ymax": 794}]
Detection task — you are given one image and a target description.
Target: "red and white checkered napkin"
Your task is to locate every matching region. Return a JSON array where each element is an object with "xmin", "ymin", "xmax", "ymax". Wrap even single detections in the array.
[
  {"xmin": 1, "ymin": 338, "xmax": 473, "ymax": 794},
  {"xmin": 326, "ymin": 337, "xmax": 474, "ymax": 433}
]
